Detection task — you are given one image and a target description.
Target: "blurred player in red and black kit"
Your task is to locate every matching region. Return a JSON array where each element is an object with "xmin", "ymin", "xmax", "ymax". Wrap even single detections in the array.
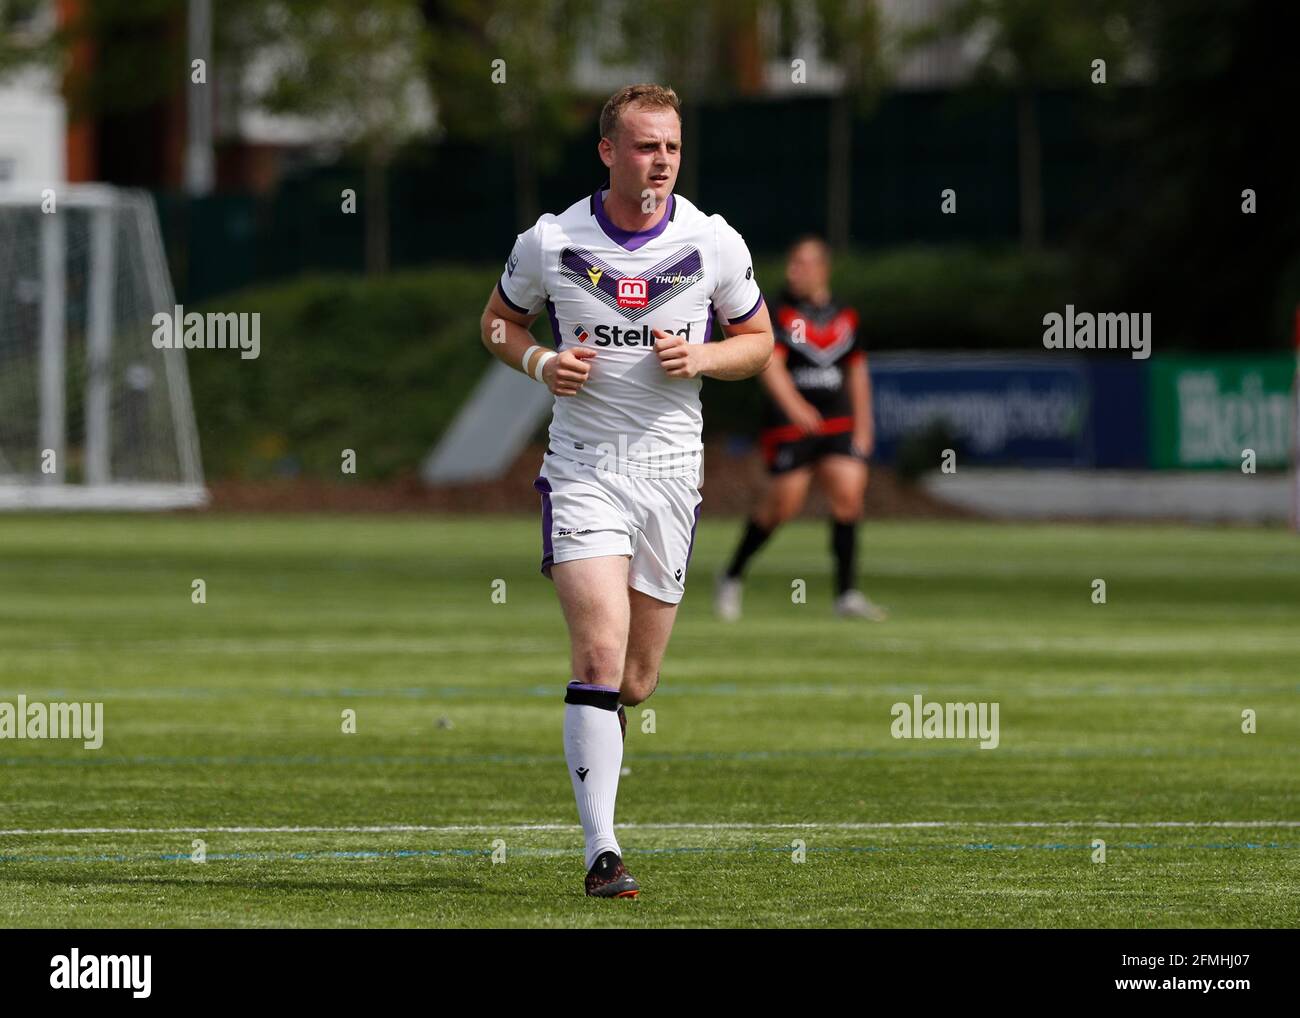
[{"xmin": 716, "ymin": 235, "xmax": 887, "ymax": 621}]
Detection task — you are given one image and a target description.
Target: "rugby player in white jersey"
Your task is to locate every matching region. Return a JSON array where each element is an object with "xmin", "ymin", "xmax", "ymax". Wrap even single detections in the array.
[{"xmin": 479, "ymin": 84, "xmax": 773, "ymax": 898}]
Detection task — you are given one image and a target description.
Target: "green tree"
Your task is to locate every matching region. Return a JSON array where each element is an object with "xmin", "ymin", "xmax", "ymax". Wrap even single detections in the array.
[
  {"xmin": 609, "ymin": 0, "xmax": 886, "ymax": 248},
  {"xmin": 602, "ymin": 0, "xmax": 757, "ymax": 202},
  {"xmin": 810, "ymin": 0, "xmax": 887, "ymax": 250},
  {"xmin": 1080, "ymin": 0, "xmax": 1300, "ymax": 347},
  {"xmin": 423, "ymin": 0, "xmax": 594, "ymax": 229},
  {"xmin": 0, "ymin": 0, "xmax": 55, "ymax": 80},
  {"xmin": 239, "ymin": 0, "xmax": 433, "ymax": 275},
  {"xmin": 907, "ymin": 0, "xmax": 1132, "ymax": 250}
]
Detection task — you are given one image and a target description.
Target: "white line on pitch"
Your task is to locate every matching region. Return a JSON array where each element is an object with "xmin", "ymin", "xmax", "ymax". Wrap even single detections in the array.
[{"xmin": 0, "ymin": 820, "xmax": 1297, "ymax": 836}]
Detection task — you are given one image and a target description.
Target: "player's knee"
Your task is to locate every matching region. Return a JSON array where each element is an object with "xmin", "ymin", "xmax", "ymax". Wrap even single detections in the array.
[
  {"xmin": 619, "ymin": 667, "xmax": 659, "ymax": 706},
  {"xmin": 753, "ymin": 506, "xmax": 779, "ymax": 530},
  {"xmin": 830, "ymin": 496, "xmax": 863, "ymax": 522},
  {"xmin": 575, "ymin": 642, "xmax": 625, "ymax": 686},
  {"xmin": 761, "ymin": 490, "xmax": 799, "ymax": 524}
]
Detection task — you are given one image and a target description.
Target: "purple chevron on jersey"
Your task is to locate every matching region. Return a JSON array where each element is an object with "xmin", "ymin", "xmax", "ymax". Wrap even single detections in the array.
[{"xmin": 559, "ymin": 245, "xmax": 703, "ymax": 321}]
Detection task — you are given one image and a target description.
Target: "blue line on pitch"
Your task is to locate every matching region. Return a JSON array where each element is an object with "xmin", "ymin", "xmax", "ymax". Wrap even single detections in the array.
[
  {"xmin": 1, "ymin": 842, "xmax": 1295, "ymax": 865},
  {"xmin": 3, "ymin": 743, "xmax": 1297, "ymax": 767},
  {"xmin": 3, "ymin": 682, "xmax": 1298, "ymax": 701}
]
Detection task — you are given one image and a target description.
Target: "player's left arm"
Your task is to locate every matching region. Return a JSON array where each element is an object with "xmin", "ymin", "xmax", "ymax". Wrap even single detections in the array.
[
  {"xmin": 655, "ymin": 304, "xmax": 773, "ymax": 381},
  {"xmin": 656, "ymin": 217, "xmax": 773, "ymax": 381},
  {"xmin": 707, "ymin": 304, "xmax": 775, "ymax": 380},
  {"xmin": 847, "ymin": 353, "xmax": 874, "ymax": 457}
]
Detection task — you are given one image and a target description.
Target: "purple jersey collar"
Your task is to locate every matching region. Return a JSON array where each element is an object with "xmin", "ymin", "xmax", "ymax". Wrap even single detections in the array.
[{"xmin": 591, "ymin": 187, "xmax": 675, "ymax": 251}]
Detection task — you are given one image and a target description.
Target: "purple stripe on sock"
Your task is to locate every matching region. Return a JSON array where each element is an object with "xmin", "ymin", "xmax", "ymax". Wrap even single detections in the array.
[{"xmin": 564, "ymin": 681, "xmax": 621, "ymax": 710}]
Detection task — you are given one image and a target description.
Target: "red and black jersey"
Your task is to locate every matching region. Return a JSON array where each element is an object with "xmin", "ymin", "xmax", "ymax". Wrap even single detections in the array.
[{"xmin": 760, "ymin": 291, "xmax": 865, "ymax": 435}]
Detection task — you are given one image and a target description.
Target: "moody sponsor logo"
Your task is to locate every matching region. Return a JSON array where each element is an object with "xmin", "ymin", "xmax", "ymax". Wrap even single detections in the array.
[{"xmin": 616, "ymin": 277, "xmax": 648, "ymax": 308}]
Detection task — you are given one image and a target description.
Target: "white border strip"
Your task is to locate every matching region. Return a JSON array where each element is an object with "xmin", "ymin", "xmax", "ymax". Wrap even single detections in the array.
[{"xmin": 1, "ymin": 821, "xmax": 1297, "ymax": 836}]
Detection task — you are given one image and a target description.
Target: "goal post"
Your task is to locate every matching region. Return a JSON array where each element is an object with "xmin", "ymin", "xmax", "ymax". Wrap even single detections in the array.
[{"xmin": 0, "ymin": 184, "xmax": 206, "ymax": 509}]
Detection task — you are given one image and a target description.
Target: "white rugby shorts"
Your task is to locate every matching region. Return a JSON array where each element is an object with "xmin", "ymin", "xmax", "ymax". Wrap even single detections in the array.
[{"xmin": 533, "ymin": 449, "xmax": 703, "ymax": 604}]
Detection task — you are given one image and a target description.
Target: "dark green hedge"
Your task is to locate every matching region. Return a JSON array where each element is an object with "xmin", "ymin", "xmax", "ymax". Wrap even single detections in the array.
[{"xmin": 191, "ymin": 246, "xmax": 1069, "ymax": 480}]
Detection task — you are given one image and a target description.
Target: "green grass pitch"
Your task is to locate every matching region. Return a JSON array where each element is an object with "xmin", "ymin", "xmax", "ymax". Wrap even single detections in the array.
[{"xmin": 0, "ymin": 513, "xmax": 1296, "ymax": 928}]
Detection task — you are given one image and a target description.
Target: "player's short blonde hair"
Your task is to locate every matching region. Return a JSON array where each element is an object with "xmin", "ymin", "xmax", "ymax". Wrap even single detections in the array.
[{"xmin": 599, "ymin": 84, "xmax": 682, "ymax": 141}]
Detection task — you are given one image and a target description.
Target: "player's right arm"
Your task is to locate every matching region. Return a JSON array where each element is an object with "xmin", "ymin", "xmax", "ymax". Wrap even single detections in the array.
[
  {"xmin": 479, "ymin": 290, "xmax": 593, "ymax": 396},
  {"xmin": 481, "ymin": 218, "xmax": 594, "ymax": 396}
]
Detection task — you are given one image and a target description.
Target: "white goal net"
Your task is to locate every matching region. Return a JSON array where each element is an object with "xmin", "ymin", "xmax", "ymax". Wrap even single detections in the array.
[{"xmin": 0, "ymin": 184, "xmax": 206, "ymax": 509}]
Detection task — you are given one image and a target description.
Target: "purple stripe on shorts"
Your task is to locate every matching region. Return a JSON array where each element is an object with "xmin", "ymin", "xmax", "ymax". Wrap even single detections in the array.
[
  {"xmin": 683, "ymin": 498, "xmax": 702, "ymax": 574},
  {"xmin": 533, "ymin": 473, "xmax": 554, "ymax": 577}
]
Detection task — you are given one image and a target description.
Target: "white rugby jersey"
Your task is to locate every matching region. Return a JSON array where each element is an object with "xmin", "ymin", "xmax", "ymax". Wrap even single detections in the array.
[{"xmin": 497, "ymin": 188, "xmax": 763, "ymax": 481}]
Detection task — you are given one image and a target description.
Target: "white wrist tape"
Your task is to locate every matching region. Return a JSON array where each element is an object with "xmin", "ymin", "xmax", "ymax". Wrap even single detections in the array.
[
  {"xmin": 531, "ymin": 350, "xmax": 556, "ymax": 383},
  {"xmin": 520, "ymin": 345, "xmax": 542, "ymax": 376}
]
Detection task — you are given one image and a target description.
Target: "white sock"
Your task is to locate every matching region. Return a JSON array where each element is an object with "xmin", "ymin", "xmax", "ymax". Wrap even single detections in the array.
[{"xmin": 563, "ymin": 682, "xmax": 623, "ymax": 870}]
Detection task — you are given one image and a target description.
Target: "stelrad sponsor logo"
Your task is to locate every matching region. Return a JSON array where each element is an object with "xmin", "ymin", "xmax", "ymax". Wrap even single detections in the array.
[
  {"xmin": 578, "ymin": 321, "xmax": 693, "ymax": 347},
  {"xmin": 50, "ymin": 949, "xmax": 151, "ymax": 998}
]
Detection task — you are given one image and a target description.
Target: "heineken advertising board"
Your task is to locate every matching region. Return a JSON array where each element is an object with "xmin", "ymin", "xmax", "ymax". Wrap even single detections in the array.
[{"xmin": 1149, "ymin": 355, "xmax": 1295, "ymax": 469}]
